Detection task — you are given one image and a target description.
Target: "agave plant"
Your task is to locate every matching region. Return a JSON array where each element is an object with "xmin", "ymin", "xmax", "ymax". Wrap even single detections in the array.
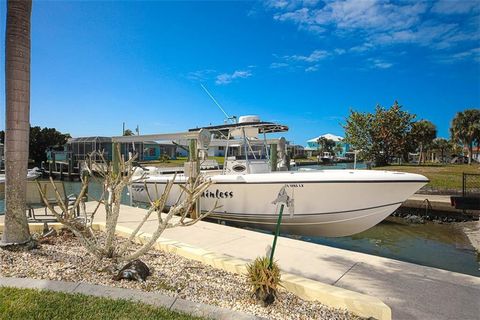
[{"xmin": 246, "ymin": 256, "xmax": 282, "ymax": 306}]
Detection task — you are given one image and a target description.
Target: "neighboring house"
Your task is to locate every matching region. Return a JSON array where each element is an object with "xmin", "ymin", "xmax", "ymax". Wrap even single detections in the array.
[
  {"xmin": 305, "ymin": 133, "xmax": 350, "ymax": 157},
  {"xmin": 175, "ymin": 140, "xmax": 229, "ymax": 158},
  {"xmin": 287, "ymin": 144, "xmax": 305, "ymax": 158},
  {"xmin": 47, "ymin": 137, "xmax": 177, "ymax": 163},
  {"xmin": 176, "ymin": 147, "xmax": 189, "ymax": 158},
  {"xmin": 143, "ymin": 140, "xmax": 176, "ymax": 161},
  {"xmin": 426, "ymin": 150, "xmax": 452, "ymax": 163},
  {"xmin": 207, "ymin": 145, "xmax": 227, "ymax": 157},
  {"xmin": 426, "ymin": 145, "xmax": 479, "ymax": 164},
  {"xmin": 473, "ymin": 146, "xmax": 480, "ymax": 162},
  {"xmin": 205, "ymin": 139, "xmax": 245, "ymax": 158},
  {"xmin": 464, "ymin": 146, "xmax": 480, "ymax": 163}
]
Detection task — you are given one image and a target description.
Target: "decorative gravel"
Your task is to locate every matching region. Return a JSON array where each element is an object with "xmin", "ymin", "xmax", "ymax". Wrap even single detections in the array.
[{"xmin": 0, "ymin": 231, "xmax": 361, "ymax": 320}]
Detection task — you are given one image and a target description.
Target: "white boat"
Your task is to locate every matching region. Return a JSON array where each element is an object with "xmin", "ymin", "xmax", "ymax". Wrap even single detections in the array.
[
  {"xmin": 320, "ymin": 152, "xmax": 334, "ymax": 164},
  {"xmin": 27, "ymin": 167, "xmax": 42, "ymax": 180},
  {"xmin": 131, "ymin": 116, "xmax": 428, "ymax": 237}
]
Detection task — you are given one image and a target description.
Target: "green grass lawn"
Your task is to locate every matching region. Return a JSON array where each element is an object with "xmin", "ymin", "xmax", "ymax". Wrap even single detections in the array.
[
  {"xmin": 0, "ymin": 287, "xmax": 205, "ymax": 320},
  {"xmin": 374, "ymin": 163, "xmax": 480, "ymax": 191},
  {"xmin": 292, "ymin": 156, "xmax": 318, "ymax": 163}
]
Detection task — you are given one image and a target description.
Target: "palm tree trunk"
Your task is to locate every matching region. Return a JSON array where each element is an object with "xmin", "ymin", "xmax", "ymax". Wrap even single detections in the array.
[
  {"xmin": 468, "ymin": 143, "xmax": 473, "ymax": 165},
  {"xmin": 418, "ymin": 143, "xmax": 423, "ymax": 165},
  {"xmin": 1, "ymin": 0, "xmax": 32, "ymax": 246}
]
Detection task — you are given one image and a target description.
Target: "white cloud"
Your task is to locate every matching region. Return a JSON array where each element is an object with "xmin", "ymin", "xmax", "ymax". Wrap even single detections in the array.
[
  {"xmin": 266, "ymin": 0, "xmax": 319, "ymax": 11},
  {"xmin": 215, "ymin": 70, "xmax": 252, "ymax": 85},
  {"xmin": 266, "ymin": 0, "xmax": 290, "ymax": 10},
  {"xmin": 187, "ymin": 69, "xmax": 216, "ymax": 81},
  {"xmin": 287, "ymin": 49, "xmax": 329, "ymax": 62},
  {"xmin": 371, "ymin": 22, "xmax": 458, "ymax": 47},
  {"xmin": 349, "ymin": 43, "xmax": 374, "ymax": 53},
  {"xmin": 305, "ymin": 65, "xmax": 319, "ymax": 72},
  {"xmin": 272, "ymin": 0, "xmax": 428, "ymax": 35},
  {"xmin": 270, "ymin": 62, "xmax": 289, "ymax": 69},
  {"xmin": 271, "ymin": 49, "xmax": 329, "ymax": 72},
  {"xmin": 328, "ymin": 1, "xmax": 426, "ymax": 31},
  {"xmin": 264, "ymin": 0, "xmax": 480, "ymax": 61},
  {"xmin": 188, "ymin": 67, "xmax": 254, "ymax": 85},
  {"xmin": 436, "ymin": 47, "xmax": 480, "ymax": 63},
  {"xmin": 431, "ymin": 0, "xmax": 480, "ymax": 14},
  {"xmin": 271, "ymin": 48, "xmax": 349, "ymax": 72},
  {"xmin": 456, "ymin": 47, "xmax": 480, "ymax": 62},
  {"xmin": 368, "ymin": 58, "xmax": 393, "ymax": 69}
]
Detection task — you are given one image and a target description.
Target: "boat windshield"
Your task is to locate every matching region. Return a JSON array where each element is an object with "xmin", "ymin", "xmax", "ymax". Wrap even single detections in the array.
[
  {"xmin": 189, "ymin": 120, "xmax": 288, "ymax": 173},
  {"xmin": 235, "ymin": 144, "xmax": 268, "ymax": 160}
]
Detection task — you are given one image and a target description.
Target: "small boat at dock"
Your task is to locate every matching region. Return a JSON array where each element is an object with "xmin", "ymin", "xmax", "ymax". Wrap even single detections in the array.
[{"xmin": 131, "ymin": 116, "xmax": 428, "ymax": 237}]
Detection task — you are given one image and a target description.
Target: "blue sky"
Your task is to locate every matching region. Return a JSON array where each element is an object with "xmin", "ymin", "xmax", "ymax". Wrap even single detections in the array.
[{"xmin": 0, "ymin": 0, "xmax": 479, "ymax": 145}]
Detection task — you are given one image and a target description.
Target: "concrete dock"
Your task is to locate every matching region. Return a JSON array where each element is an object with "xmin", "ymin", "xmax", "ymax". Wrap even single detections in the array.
[
  {"xmin": 2, "ymin": 202, "xmax": 479, "ymax": 319},
  {"xmin": 403, "ymin": 194, "xmax": 479, "ymax": 217},
  {"xmin": 85, "ymin": 202, "xmax": 479, "ymax": 320}
]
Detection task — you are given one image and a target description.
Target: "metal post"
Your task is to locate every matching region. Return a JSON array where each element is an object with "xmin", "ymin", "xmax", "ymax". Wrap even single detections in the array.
[
  {"xmin": 270, "ymin": 144, "xmax": 277, "ymax": 172},
  {"xmin": 242, "ymin": 128, "xmax": 249, "ymax": 173},
  {"xmin": 223, "ymin": 131, "xmax": 231, "ymax": 174},
  {"xmin": 67, "ymin": 152, "xmax": 72, "ymax": 181},
  {"xmin": 269, "ymin": 186, "xmax": 290, "ymax": 269},
  {"xmin": 269, "ymin": 203, "xmax": 284, "ymax": 269},
  {"xmin": 112, "ymin": 142, "xmax": 120, "ymax": 174},
  {"xmin": 188, "ymin": 139, "xmax": 200, "ymax": 219}
]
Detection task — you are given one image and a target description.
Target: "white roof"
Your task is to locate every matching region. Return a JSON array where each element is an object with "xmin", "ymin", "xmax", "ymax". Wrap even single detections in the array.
[{"xmin": 307, "ymin": 133, "xmax": 344, "ymax": 143}]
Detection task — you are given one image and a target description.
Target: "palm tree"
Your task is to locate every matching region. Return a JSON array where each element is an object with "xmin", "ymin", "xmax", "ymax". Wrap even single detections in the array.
[
  {"xmin": 123, "ymin": 129, "xmax": 134, "ymax": 136},
  {"xmin": 1, "ymin": 0, "xmax": 33, "ymax": 247},
  {"xmin": 450, "ymin": 109, "xmax": 480, "ymax": 165},
  {"xmin": 410, "ymin": 120, "xmax": 437, "ymax": 164},
  {"xmin": 431, "ymin": 138, "xmax": 451, "ymax": 163},
  {"xmin": 316, "ymin": 137, "xmax": 335, "ymax": 154}
]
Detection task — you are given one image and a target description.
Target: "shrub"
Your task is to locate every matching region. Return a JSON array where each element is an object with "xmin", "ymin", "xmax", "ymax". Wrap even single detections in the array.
[
  {"xmin": 159, "ymin": 154, "xmax": 170, "ymax": 163},
  {"xmin": 246, "ymin": 256, "xmax": 281, "ymax": 306}
]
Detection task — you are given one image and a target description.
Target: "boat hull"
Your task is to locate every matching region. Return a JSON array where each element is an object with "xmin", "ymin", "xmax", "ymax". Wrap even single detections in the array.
[
  {"xmin": 208, "ymin": 202, "xmax": 402, "ymax": 237},
  {"xmin": 131, "ymin": 170, "xmax": 427, "ymax": 237}
]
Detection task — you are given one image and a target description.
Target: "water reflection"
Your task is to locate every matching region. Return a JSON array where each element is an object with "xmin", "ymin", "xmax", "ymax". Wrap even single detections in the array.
[{"xmin": 300, "ymin": 217, "xmax": 479, "ymax": 276}]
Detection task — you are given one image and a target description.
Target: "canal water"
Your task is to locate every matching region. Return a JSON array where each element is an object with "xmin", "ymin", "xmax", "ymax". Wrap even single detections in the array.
[
  {"xmin": 1, "ymin": 178, "xmax": 478, "ymax": 277},
  {"xmin": 299, "ymin": 217, "xmax": 479, "ymax": 277}
]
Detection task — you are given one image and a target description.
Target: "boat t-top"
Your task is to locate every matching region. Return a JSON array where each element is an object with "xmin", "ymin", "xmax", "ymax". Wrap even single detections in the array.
[{"xmin": 130, "ymin": 116, "xmax": 428, "ymax": 237}]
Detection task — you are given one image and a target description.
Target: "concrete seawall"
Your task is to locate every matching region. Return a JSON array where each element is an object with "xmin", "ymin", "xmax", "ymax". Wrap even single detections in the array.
[{"xmin": 402, "ymin": 194, "xmax": 479, "ymax": 220}]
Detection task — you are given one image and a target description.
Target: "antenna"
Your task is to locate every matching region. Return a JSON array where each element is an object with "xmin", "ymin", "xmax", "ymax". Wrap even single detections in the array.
[{"xmin": 200, "ymin": 83, "xmax": 236, "ymax": 123}]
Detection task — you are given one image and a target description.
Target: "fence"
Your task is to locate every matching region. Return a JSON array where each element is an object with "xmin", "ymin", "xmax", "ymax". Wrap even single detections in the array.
[
  {"xmin": 450, "ymin": 173, "xmax": 480, "ymax": 213},
  {"xmin": 463, "ymin": 173, "xmax": 480, "ymax": 197}
]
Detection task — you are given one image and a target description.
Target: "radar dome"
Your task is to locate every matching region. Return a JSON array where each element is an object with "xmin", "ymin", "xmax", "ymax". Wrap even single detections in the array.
[{"xmin": 238, "ymin": 115, "xmax": 260, "ymax": 123}]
